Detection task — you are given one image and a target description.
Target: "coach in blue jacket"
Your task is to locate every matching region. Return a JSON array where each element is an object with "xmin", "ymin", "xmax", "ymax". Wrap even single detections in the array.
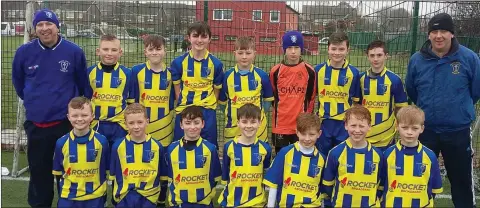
[
  {"xmin": 11, "ymin": 9, "xmax": 88, "ymax": 207},
  {"xmin": 406, "ymin": 13, "xmax": 480, "ymax": 207}
]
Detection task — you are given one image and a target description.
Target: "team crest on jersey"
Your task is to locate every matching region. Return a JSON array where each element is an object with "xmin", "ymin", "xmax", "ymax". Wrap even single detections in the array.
[
  {"xmin": 379, "ymin": 84, "xmax": 389, "ymax": 94},
  {"xmin": 148, "ymin": 150, "xmax": 156, "ymax": 161},
  {"xmin": 202, "ymin": 67, "xmax": 211, "ymax": 76},
  {"xmin": 59, "ymin": 60, "xmax": 70, "ymax": 72},
  {"xmin": 253, "ymin": 153, "xmax": 264, "ymax": 165},
  {"xmin": 368, "ymin": 161, "xmax": 378, "ymax": 173},
  {"xmin": 312, "ymin": 165, "xmax": 322, "ymax": 176},
  {"xmin": 343, "ymin": 76, "xmax": 349, "ymax": 85},
  {"xmin": 290, "ymin": 35, "xmax": 297, "ymax": 43},
  {"xmin": 451, "ymin": 61, "xmax": 461, "ymax": 74},
  {"xmin": 114, "ymin": 77, "xmax": 123, "ymax": 86},
  {"xmin": 418, "ymin": 163, "xmax": 427, "ymax": 175},
  {"xmin": 250, "ymin": 80, "xmax": 259, "ymax": 89}
]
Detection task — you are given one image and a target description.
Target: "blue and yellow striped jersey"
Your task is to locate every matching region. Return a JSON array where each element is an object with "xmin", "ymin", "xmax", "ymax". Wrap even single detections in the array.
[
  {"xmin": 87, "ymin": 62, "xmax": 134, "ymax": 130},
  {"xmin": 315, "ymin": 60, "xmax": 361, "ymax": 120},
  {"xmin": 170, "ymin": 50, "xmax": 224, "ymax": 112},
  {"xmin": 219, "ymin": 65, "xmax": 274, "ymax": 141},
  {"xmin": 131, "ymin": 61, "xmax": 175, "ymax": 146},
  {"xmin": 380, "ymin": 142, "xmax": 442, "ymax": 208},
  {"xmin": 166, "ymin": 137, "xmax": 222, "ymax": 206},
  {"xmin": 218, "ymin": 137, "xmax": 272, "ymax": 207},
  {"xmin": 263, "ymin": 142, "xmax": 326, "ymax": 208},
  {"xmin": 360, "ymin": 68, "xmax": 408, "ymax": 147},
  {"xmin": 52, "ymin": 130, "xmax": 109, "ymax": 200},
  {"xmin": 322, "ymin": 140, "xmax": 383, "ymax": 207},
  {"xmin": 109, "ymin": 134, "xmax": 167, "ymax": 204}
]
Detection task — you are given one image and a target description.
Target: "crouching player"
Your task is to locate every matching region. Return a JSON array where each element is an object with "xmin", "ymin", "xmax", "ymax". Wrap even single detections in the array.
[
  {"xmin": 110, "ymin": 103, "xmax": 167, "ymax": 207},
  {"xmin": 53, "ymin": 97, "xmax": 109, "ymax": 207},
  {"xmin": 380, "ymin": 106, "xmax": 442, "ymax": 207},
  {"xmin": 263, "ymin": 113, "xmax": 325, "ymax": 207},
  {"xmin": 322, "ymin": 105, "xmax": 383, "ymax": 207},
  {"xmin": 166, "ymin": 106, "xmax": 222, "ymax": 208},
  {"xmin": 218, "ymin": 104, "xmax": 272, "ymax": 207}
]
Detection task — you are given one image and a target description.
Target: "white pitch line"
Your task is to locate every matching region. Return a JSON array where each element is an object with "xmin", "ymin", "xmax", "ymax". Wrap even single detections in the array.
[{"xmin": 2, "ymin": 176, "xmax": 479, "ymax": 199}]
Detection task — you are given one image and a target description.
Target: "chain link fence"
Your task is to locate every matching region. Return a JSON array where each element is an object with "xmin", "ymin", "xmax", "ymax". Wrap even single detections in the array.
[{"xmin": 1, "ymin": 1, "xmax": 479, "ymax": 182}]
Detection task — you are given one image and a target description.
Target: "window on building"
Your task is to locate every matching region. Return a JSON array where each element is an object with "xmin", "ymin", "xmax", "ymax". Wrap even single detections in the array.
[
  {"xmin": 66, "ymin": 11, "xmax": 75, "ymax": 19},
  {"xmin": 225, "ymin": 35, "xmax": 237, "ymax": 41},
  {"xmin": 260, "ymin": 36, "xmax": 276, "ymax": 42},
  {"xmin": 137, "ymin": 16, "xmax": 144, "ymax": 23},
  {"xmin": 252, "ymin": 10, "xmax": 262, "ymax": 21},
  {"xmin": 7, "ymin": 10, "xmax": 16, "ymax": 18},
  {"xmin": 78, "ymin": 12, "xmax": 83, "ymax": 19},
  {"xmin": 211, "ymin": 35, "xmax": 219, "ymax": 40},
  {"xmin": 19, "ymin": 10, "xmax": 25, "ymax": 18},
  {"xmin": 213, "ymin": 9, "xmax": 232, "ymax": 21},
  {"xmin": 270, "ymin": 10, "xmax": 280, "ymax": 23}
]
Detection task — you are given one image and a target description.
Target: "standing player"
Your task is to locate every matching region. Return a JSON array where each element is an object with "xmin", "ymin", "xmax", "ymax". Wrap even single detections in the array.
[
  {"xmin": 406, "ymin": 13, "xmax": 479, "ymax": 207},
  {"xmin": 219, "ymin": 37, "xmax": 274, "ymax": 142},
  {"xmin": 218, "ymin": 104, "xmax": 272, "ymax": 207},
  {"xmin": 322, "ymin": 105, "xmax": 382, "ymax": 207},
  {"xmin": 53, "ymin": 97, "xmax": 109, "ymax": 207},
  {"xmin": 270, "ymin": 31, "xmax": 316, "ymax": 154},
  {"xmin": 131, "ymin": 35, "xmax": 174, "ymax": 206},
  {"xmin": 166, "ymin": 106, "xmax": 222, "ymax": 208},
  {"xmin": 12, "ymin": 9, "xmax": 89, "ymax": 207},
  {"xmin": 360, "ymin": 40, "xmax": 408, "ymax": 152},
  {"xmin": 315, "ymin": 32, "xmax": 361, "ymax": 156},
  {"xmin": 110, "ymin": 103, "xmax": 167, "ymax": 207},
  {"xmin": 86, "ymin": 34, "xmax": 134, "ymax": 147},
  {"xmin": 263, "ymin": 113, "xmax": 325, "ymax": 207},
  {"xmin": 170, "ymin": 22, "xmax": 224, "ymax": 147},
  {"xmin": 381, "ymin": 106, "xmax": 443, "ymax": 207}
]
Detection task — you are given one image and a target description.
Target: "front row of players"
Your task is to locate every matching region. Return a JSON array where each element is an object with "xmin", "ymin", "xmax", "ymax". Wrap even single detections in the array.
[{"xmin": 53, "ymin": 96, "xmax": 442, "ymax": 208}]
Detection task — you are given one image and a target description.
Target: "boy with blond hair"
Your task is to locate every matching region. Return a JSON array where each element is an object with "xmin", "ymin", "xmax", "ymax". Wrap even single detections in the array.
[
  {"xmin": 322, "ymin": 105, "xmax": 382, "ymax": 207},
  {"xmin": 86, "ymin": 34, "xmax": 134, "ymax": 147},
  {"xmin": 218, "ymin": 103, "xmax": 272, "ymax": 207},
  {"xmin": 264, "ymin": 113, "xmax": 325, "ymax": 207},
  {"xmin": 219, "ymin": 37, "xmax": 274, "ymax": 142},
  {"xmin": 380, "ymin": 106, "xmax": 442, "ymax": 207}
]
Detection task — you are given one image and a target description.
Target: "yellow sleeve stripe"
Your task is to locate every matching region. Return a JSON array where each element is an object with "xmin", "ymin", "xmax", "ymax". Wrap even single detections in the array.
[
  {"xmin": 214, "ymin": 176, "xmax": 222, "ymax": 182},
  {"xmin": 352, "ymin": 97, "xmax": 360, "ymax": 102},
  {"xmin": 264, "ymin": 97, "xmax": 274, "ymax": 102},
  {"xmin": 160, "ymin": 176, "xmax": 168, "ymax": 181},
  {"xmin": 395, "ymin": 102, "xmax": 408, "ymax": 107},
  {"xmin": 378, "ymin": 186, "xmax": 384, "ymax": 191},
  {"xmin": 52, "ymin": 170, "xmax": 62, "ymax": 175},
  {"xmin": 108, "ymin": 175, "xmax": 115, "ymax": 181},
  {"xmin": 173, "ymin": 80, "xmax": 181, "ymax": 85},
  {"xmin": 263, "ymin": 180, "xmax": 277, "ymax": 189},
  {"xmin": 214, "ymin": 84, "xmax": 222, "ymax": 89},
  {"xmin": 218, "ymin": 100, "xmax": 227, "ymax": 105},
  {"xmin": 322, "ymin": 180, "xmax": 335, "ymax": 186},
  {"xmin": 221, "ymin": 180, "xmax": 228, "ymax": 185},
  {"xmin": 126, "ymin": 99, "xmax": 135, "ymax": 104},
  {"xmin": 432, "ymin": 188, "xmax": 443, "ymax": 194}
]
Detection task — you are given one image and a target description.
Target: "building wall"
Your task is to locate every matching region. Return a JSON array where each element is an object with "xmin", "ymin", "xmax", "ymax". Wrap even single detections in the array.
[{"xmin": 196, "ymin": 1, "xmax": 298, "ymax": 54}]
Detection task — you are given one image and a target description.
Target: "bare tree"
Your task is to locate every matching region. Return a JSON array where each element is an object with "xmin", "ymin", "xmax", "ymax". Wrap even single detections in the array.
[
  {"xmin": 453, "ymin": 2, "xmax": 480, "ymax": 36},
  {"xmin": 378, "ymin": 7, "xmax": 412, "ymax": 32}
]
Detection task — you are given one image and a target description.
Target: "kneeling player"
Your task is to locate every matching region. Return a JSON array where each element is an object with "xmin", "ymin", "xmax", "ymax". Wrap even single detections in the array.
[
  {"xmin": 110, "ymin": 103, "xmax": 167, "ymax": 207},
  {"xmin": 53, "ymin": 97, "xmax": 109, "ymax": 208},
  {"xmin": 166, "ymin": 106, "xmax": 222, "ymax": 208},
  {"xmin": 263, "ymin": 113, "xmax": 325, "ymax": 207},
  {"xmin": 322, "ymin": 105, "xmax": 383, "ymax": 207},
  {"xmin": 380, "ymin": 106, "xmax": 442, "ymax": 207},
  {"xmin": 218, "ymin": 104, "xmax": 272, "ymax": 207}
]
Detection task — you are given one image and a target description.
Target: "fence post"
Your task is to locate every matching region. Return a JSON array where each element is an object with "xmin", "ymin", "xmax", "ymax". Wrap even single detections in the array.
[
  {"xmin": 407, "ymin": 1, "xmax": 420, "ymax": 105},
  {"xmin": 203, "ymin": 1, "xmax": 208, "ymax": 22}
]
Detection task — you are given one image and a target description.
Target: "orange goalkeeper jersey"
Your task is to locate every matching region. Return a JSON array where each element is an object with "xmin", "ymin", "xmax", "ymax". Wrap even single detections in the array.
[{"xmin": 269, "ymin": 60, "xmax": 316, "ymax": 135}]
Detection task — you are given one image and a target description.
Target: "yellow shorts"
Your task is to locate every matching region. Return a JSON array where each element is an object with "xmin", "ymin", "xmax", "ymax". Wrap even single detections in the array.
[{"xmin": 148, "ymin": 110, "xmax": 174, "ymax": 147}]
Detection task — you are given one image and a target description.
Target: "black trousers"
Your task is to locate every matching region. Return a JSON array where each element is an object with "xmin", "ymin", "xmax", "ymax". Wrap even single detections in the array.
[
  {"xmin": 24, "ymin": 120, "xmax": 72, "ymax": 207},
  {"xmin": 419, "ymin": 127, "xmax": 476, "ymax": 208}
]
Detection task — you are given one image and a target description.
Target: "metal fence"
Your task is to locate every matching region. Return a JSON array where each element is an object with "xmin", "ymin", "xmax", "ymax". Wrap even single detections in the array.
[{"xmin": 1, "ymin": 1, "xmax": 479, "ymax": 177}]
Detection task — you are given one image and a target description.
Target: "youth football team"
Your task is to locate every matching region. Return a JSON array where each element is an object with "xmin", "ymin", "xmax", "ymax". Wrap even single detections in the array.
[{"xmin": 52, "ymin": 21, "xmax": 442, "ymax": 208}]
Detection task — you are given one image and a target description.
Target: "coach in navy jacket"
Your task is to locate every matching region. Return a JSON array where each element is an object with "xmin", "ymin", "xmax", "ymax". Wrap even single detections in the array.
[
  {"xmin": 406, "ymin": 13, "xmax": 480, "ymax": 208},
  {"xmin": 11, "ymin": 9, "xmax": 88, "ymax": 207}
]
